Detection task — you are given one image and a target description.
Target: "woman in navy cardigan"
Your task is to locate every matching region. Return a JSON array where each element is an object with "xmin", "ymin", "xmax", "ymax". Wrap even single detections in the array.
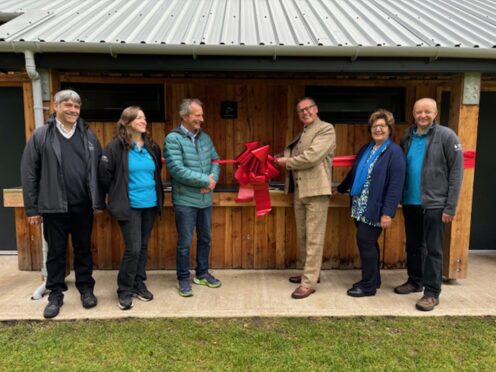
[{"xmin": 336, "ymin": 110, "xmax": 406, "ymax": 297}]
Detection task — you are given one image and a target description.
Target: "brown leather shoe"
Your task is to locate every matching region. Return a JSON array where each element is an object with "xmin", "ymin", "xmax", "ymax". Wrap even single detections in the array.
[
  {"xmin": 394, "ymin": 281, "xmax": 423, "ymax": 295},
  {"xmin": 288, "ymin": 276, "xmax": 321, "ymax": 284},
  {"xmin": 415, "ymin": 295, "xmax": 440, "ymax": 311},
  {"xmin": 291, "ymin": 286, "xmax": 315, "ymax": 299}
]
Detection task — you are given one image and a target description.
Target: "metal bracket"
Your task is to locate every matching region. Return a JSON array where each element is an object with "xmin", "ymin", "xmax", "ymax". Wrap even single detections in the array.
[{"xmin": 463, "ymin": 72, "xmax": 481, "ymax": 105}]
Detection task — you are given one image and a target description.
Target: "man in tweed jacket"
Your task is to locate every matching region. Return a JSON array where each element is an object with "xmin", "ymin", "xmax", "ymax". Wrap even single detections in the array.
[{"xmin": 275, "ymin": 97, "xmax": 336, "ymax": 299}]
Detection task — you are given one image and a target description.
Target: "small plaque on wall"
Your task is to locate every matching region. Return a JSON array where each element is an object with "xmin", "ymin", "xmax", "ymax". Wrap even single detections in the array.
[{"xmin": 220, "ymin": 101, "xmax": 237, "ymax": 119}]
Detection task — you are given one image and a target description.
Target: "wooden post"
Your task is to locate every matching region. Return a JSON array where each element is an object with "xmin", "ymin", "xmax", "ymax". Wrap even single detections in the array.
[{"xmin": 445, "ymin": 73, "xmax": 480, "ymax": 279}]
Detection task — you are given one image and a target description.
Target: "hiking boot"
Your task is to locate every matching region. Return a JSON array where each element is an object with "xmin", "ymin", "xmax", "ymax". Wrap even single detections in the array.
[
  {"xmin": 135, "ymin": 283, "xmax": 154, "ymax": 302},
  {"xmin": 43, "ymin": 297, "xmax": 63, "ymax": 319},
  {"xmin": 394, "ymin": 281, "xmax": 423, "ymax": 295},
  {"xmin": 118, "ymin": 294, "xmax": 133, "ymax": 310},
  {"xmin": 80, "ymin": 290, "xmax": 97, "ymax": 309},
  {"xmin": 193, "ymin": 272, "xmax": 221, "ymax": 288},
  {"xmin": 178, "ymin": 279, "xmax": 193, "ymax": 297},
  {"xmin": 415, "ymin": 295, "xmax": 440, "ymax": 311}
]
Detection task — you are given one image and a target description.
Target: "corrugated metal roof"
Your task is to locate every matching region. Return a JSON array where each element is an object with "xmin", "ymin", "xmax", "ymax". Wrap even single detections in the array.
[{"xmin": 0, "ymin": 0, "xmax": 495, "ymax": 58}]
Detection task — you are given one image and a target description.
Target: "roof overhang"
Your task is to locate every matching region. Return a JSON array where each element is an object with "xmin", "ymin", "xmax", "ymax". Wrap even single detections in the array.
[{"xmin": 7, "ymin": 53, "xmax": 493, "ymax": 74}]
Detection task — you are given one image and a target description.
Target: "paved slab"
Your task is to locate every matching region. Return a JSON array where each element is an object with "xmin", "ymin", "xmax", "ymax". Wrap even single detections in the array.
[{"xmin": 0, "ymin": 254, "xmax": 495, "ymax": 320}]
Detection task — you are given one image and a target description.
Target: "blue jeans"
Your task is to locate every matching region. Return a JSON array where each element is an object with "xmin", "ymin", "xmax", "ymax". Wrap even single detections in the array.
[
  {"xmin": 117, "ymin": 207, "xmax": 157, "ymax": 296},
  {"xmin": 174, "ymin": 205, "xmax": 212, "ymax": 280}
]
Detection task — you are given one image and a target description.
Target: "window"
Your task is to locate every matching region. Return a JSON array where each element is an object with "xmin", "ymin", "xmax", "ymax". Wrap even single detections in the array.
[
  {"xmin": 305, "ymin": 86, "xmax": 406, "ymax": 123},
  {"xmin": 60, "ymin": 83, "xmax": 165, "ymax": 122}
]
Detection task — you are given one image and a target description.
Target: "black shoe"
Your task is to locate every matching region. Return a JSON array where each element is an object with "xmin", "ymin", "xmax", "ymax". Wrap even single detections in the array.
[
  {"xmin": 135, "ymin": 283, "xmax": 154, "ymax": 302},
  {"xmin": 118, "ymin": 295, "xmax": 133, "ymax": 310},
  {"xmin": 288, "ymin": 276, "xmax": 321, "ymax": 284},
  {"xmin": 81, "ymin": 291, "xmax": 97, "ymax": 309},
  {"xmin": 347, "ymin": 287, "xmax": 376, "ymax": 297},
  {"xmin": 352, "ymin": 281, "xmax": 380, "ymax": 289},
  {"xmin": 43, "ymin": 297, "xmax": 63, "ymax": 319}
]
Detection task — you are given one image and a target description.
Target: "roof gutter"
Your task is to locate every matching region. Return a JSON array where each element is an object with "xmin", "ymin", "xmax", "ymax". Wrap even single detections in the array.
[{"xmin": 3, "ymin": 42, "xmax": 496, "ymax": 60}]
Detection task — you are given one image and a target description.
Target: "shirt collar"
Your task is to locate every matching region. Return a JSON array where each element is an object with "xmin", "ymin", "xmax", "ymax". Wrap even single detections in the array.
[
  {"xmin": 55, "ymin": 119, "xmax": 77, "ymax": 138},
  {"xmin": 414, "ymin": 123, "xmax": 434, "ymax": 137},
  {"xmin": 180, "ymin": 124, "xmax": 199, "ymax": 138}
]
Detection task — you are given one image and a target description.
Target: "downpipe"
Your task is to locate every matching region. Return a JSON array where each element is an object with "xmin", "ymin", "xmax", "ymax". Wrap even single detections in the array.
[{"xmin": 23, "ymin": 50, "xmax": 48, "ymax": 300}]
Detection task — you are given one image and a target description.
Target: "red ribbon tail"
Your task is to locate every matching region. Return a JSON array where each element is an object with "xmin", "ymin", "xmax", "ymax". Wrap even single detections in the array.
[
  {"xmin": 235, "ymin": 184, "xmax": 254, "ymax": 203},
  {"xmin": 253, "ymin": 186, "xmax": 272, "ymax": 217}
]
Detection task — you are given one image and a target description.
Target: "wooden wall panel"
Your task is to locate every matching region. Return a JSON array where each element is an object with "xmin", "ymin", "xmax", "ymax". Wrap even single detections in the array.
[
  {"xmin": 211, "ymin": 207, "xmax": 227, "ymax": 268},
  {"xmin": 15, "ymin": 208, "xmax": 33, "ymax": 270},
  {"xmin": 12, "ymin": 75, "xmax": 461, "ymax": 271},
  {"xmin": 92, "ymin": 212, "xmax": 113, "ymax": 269},
  {"xmin": 241, "ymin": 207, "xmax": 256, "ymax": 268},
  {"xmin": 383, "ymin": 209, "xmax": 406, "ymax": 269}
]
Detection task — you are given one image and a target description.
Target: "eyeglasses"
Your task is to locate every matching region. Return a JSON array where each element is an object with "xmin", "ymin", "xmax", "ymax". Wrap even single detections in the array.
[
  {"xmin": 371, "ymin": 124, "xmax": 388, "ymax": 130},
  {"xmin": 296, "ymin": 105, "xmax": 315, "ymax": 114}
]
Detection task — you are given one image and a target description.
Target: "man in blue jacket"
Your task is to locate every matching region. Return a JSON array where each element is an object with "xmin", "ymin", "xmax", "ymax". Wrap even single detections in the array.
[
  {"xmin": 164, "ymin": 98, "xmax": 221, "ymax": 297},
  {"xmin": 394, "ymin": 98, "xmax": 464, "ymax": 311},
  {"xmin": 21, "ymin": 90, "xmax": 104, "ymax": 318}
]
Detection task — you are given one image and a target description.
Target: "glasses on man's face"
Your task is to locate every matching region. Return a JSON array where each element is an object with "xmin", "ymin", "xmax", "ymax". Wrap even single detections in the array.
[
  {"xmin": 296, "ymin": 105, "xmax": 315, "ymax": 114},
  {"xmin": 371, "ymin": 124, "xmax": 388, "ymax": 130}
]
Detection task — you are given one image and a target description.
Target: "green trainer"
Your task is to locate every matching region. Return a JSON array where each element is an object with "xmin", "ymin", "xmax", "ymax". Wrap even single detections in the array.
[
  {"xmin": 193, "ymin": 273, "xmax": 221, "ymax": 288},
  {"xmin": 178, "ymin": 279, "xmax": 193, "ymax": 297}
]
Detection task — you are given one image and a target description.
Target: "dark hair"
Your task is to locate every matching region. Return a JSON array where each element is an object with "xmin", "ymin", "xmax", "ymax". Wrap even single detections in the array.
[
  {"xmin": 368, "ymin": 109, "xmax": 395, "ymax": 137},
  {"xmin": 115, "ymin": 106, "xmax": 152, "ymax": 148}
]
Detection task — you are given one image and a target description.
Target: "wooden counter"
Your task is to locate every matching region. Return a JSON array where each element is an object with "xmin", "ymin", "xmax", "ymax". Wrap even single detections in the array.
[{"xmin": 3, "ymin": 187, "xmax": 406, "ymax": 271}]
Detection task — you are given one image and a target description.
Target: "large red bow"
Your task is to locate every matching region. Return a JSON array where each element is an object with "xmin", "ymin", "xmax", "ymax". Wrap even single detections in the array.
[{"xmin": 213, "ymin": 141, "xmax": 280, "ymax": 217}]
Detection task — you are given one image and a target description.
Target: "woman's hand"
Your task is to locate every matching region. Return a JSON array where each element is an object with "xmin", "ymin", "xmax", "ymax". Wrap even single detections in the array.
[{"xmin": 380, "ymin": 215, "xmax": 392, "ymax": 229}]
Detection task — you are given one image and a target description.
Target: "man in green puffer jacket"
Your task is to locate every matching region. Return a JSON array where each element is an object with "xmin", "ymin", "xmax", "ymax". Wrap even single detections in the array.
[{"xmin": 164, "ymin": 98, "xmax": 221, "ymax": 297}]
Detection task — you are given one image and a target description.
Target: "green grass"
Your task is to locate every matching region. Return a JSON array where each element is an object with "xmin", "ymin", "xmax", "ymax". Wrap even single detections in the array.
[{"xmin": 0, "ymin": 317, "xmax": 495, "ymax": 371}]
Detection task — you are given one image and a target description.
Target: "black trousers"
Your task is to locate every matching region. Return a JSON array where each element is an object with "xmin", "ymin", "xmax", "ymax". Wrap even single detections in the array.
[
  {"xmin": 43, "ymin": 204, "xmax": 95, "ymax": 300},
  {"xmin": 117, "ymin": 207, "xmax": 157, "ymax": 296},
  {"xmin": 403, "ymin": 205, "xmax": 445, "ymax": 298},
  {"xmin": 355, "ymin": 221, "xmax": 382, "ymax": 293}
]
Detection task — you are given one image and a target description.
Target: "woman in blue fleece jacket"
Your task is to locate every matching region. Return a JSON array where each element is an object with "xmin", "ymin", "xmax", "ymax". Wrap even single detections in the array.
[{"xmin": 336, "ymin": 109, "xmax": 406, "ymax": 297}]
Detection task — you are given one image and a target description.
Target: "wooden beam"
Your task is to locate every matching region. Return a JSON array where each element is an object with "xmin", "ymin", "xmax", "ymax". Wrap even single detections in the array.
[
  {"xmin": 444, "ymin": 74, "xmax": 480, "ymax": 279},
  {"xmin": 0, "ymin": 73, "xmax": 30, "ymax": 83},
  {"xmin": 22, "ymin": 82, "xmax": 35, "ymax": 141}
]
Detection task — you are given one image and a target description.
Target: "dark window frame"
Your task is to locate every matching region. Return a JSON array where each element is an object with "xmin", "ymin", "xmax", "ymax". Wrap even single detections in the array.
[
  {"xmin": 60, "ymin": 82, "xmax": 166, "ymax": 122},
  {"xmin": 305, "ymin": 86, "xmax": 406, "ymax": 123}
]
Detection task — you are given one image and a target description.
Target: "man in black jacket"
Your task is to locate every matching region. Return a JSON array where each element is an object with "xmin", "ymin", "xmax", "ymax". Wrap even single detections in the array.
[{"xmin": 21, "ymin": 89, "xmax": 104, "ymax": 319}]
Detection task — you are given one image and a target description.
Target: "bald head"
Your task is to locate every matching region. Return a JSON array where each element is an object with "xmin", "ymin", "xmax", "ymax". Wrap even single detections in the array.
[{"xmin": 413, "ymin": 98, "xmax": 438, "ymax": 133}]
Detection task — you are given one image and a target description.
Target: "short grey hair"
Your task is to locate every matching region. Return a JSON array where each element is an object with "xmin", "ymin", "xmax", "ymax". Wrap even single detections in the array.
[
  {"xmin": 296, "ymin": 97, "xmax": 317, "ymax": 108},
  {"xmin": 179, "ymin": 98, "xmax": 202, "ymax": 117},
  {"xmin": 54, "ymin": 89, "xmax": 82, "ymax": 106}
]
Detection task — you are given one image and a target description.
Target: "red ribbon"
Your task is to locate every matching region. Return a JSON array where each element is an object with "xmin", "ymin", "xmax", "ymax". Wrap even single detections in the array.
[
  {"xmin": 213, "ymin": 141, "xmax": 280, "ymax": 217},
  {"xmin": 332, "ymin": 150, "xmax": 476, "ymax": 169}
]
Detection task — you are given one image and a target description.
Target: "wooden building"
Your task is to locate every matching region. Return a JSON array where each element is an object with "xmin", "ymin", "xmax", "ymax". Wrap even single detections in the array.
[{"xmin": 1, "ymin": 0, "xmax": 495, "ymax": 279}]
